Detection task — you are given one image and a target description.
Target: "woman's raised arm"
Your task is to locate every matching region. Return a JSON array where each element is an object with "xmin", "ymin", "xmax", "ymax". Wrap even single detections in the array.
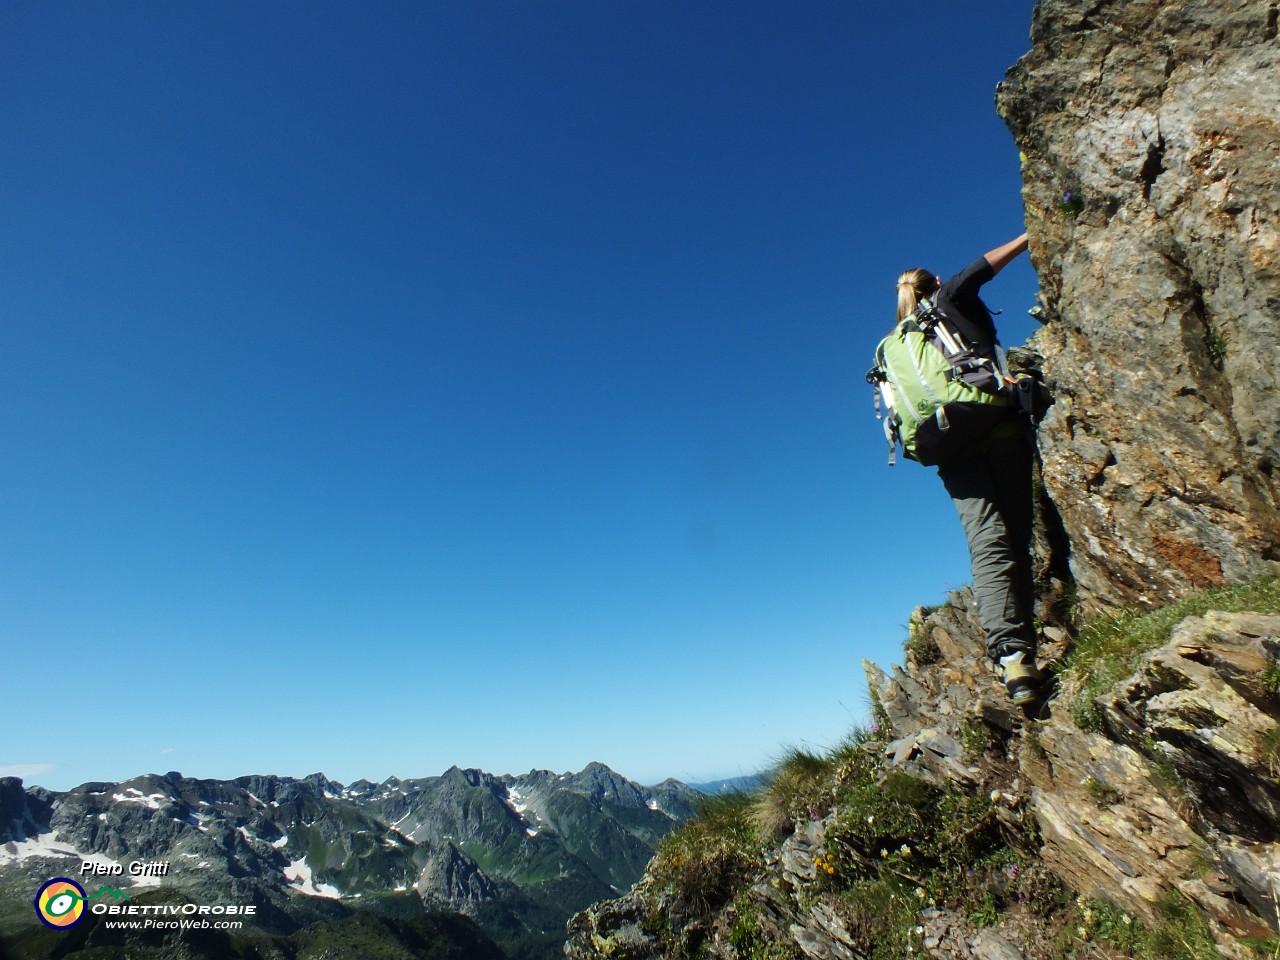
[{"xmin": 983, "ymin": 232, "xmax": 1029, "ymax": 276}]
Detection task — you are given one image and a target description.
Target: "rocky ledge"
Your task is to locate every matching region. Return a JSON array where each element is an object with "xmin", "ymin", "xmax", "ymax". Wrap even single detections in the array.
[{"xmin": 870, "ymin": 597, "xmax": 1280, "ymax": 954}]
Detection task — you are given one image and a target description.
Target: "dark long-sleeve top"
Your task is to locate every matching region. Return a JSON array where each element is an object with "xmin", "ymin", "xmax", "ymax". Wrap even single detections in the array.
[{"xmin": 934, "ymin": 257, "xmax": 1000, "ymax": 361}]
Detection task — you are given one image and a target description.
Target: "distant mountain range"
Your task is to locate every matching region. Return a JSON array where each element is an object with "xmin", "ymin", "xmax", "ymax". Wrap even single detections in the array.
[
  {"xmin": 687, "ymin": 774, "xmax": 766, "ymax": 795},
  {"xmin": 0, "ymin": 763, "xmax": 702, "ymax": 960}
]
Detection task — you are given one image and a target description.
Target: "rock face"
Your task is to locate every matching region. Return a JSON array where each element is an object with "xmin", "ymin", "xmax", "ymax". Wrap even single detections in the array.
[
  {"xmin": 872, "ymin": 600, "xmax": 1280, "ymax": 950},
  {"xmin": 998, "ymin": 0, "xmax": 1280, "ymax": 615}
]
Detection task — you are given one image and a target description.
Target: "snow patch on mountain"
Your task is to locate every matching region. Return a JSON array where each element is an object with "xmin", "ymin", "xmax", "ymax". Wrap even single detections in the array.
[
  {"xmin": 284, "ymin": 857, "xmax": 342, "ymax": 899},
  {"xmin": 0, "ymin": 830, "xmax": 122, "ymax": 873},
  {"xmin": 504, "ymin": 784, "xmax": 545, "ymax": 828},
  {"xmin": 505, "ymin": 785, "xmax": 529, "ymax": 814},
  {"xmin": 112, "ymin": 789, "xmax": 167, "ymax": 809}
]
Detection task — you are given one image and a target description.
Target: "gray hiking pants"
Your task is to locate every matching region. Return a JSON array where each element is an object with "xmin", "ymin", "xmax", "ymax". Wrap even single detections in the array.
[{"xmin": 937, "ymin": 439, "xmax": 1037, "ymax": 662}]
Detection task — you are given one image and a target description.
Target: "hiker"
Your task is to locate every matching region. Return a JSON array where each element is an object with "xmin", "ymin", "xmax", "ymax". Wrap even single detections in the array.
[{"xmin": 889, "ymin": 232, "xmax": 1041, "ymax": 703}]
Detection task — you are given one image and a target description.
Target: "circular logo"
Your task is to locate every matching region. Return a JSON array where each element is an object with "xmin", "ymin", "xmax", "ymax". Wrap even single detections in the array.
[{"xmin": 34, "ymin": 878, "xmax": 88, "ymax": 929}]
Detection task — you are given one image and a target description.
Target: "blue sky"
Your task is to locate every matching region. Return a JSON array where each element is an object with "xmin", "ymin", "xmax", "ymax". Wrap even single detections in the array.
[{"xmin": 2, "ymin": 1, "xmax": 1041, "ymax": 792}]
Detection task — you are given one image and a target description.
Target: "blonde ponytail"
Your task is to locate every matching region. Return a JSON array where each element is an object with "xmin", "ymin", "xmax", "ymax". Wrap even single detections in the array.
[{"xmin": 896, "ymin": 268, "xmax": 938, "ymax": 322}]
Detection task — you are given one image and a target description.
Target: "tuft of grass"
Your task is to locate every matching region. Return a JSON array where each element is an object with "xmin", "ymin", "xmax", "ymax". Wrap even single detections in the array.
[
  {"xmin": 752, "ymin": 748, "xmax": 837, "ymax": 840},
  {"xmin": 969, "ymin": 891, "xmax": 999, "ymax": 927},
  {"xmin": 650, "ymin": 791, "xmax": 761, "ymax": 917},
  {"xmin": 904, "ymin": 602, "xmax": 954, "ymax": 667},
  {"xmin": 1239, "ymin": 935, "xmax": 1280, "ymax": 958},
  {"xmin": 867, "ymin": 690, "xmax": 891, "ymax": 740},
  {"xmin": 1263, "ymin": 662, "xmax": 1280, "ymax": 693},
  {"xmin": 1083, "ymin": 777, "xmax": 1123, "ymax": 808},
  {"xmin": 1146, "ymin": 894, "xmax": 1220, "ymax": 960},
  {"xmin": 1260, "ymin": 725, "xmax": 1280, "ymax": 781},
  {"xmin": 727, "ymin": 894, "xmax": 801, "ymax": 960},
  {"xmin": 1068, "ymin": 893, "xmax": 1222, "ymax": 960},
  {"xmin": 905, "ymin": 622, "xmax": 943, "ymax": 666},
  {"xmin": 959, "ymin": 717, "xmax": 997, "ymax": 758},
  {"xmin": 1024, "ymin": 722, "xmax": 1046, "ymax": 760},
  {"xmin": 1207, "ymin": 331, "xmax": 1229, "ymax": 368},
  {"xmin": 1061, "ymin": 576, "xmax": 1280, "ymax": 732},
  {"xmin": 753, "ymin": 732, "xmax": 888, "ymax": 840},
  {"xmin": 818, "ymin": 769, "xmax": 1018, "ymax": 960}
]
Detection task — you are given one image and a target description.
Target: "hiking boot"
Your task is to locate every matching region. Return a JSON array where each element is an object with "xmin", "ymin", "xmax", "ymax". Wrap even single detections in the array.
[{"xmin": 998, "ymin": 652, "xmax": 1043, "ymax": 705}]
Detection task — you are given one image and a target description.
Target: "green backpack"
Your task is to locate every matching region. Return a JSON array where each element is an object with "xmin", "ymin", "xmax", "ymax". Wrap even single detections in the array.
[{"xmin": 866, "ymin": 298, "xmax": 1016, "ymax": 466}]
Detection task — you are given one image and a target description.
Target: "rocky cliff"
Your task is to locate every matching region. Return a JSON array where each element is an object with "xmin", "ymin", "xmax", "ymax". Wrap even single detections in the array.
[
  {"xmin": 1000, "ymin": 0, "xmax": 1280, "ymax": 616},
  {"xmin": 564, "ymin": 0, "xmax": 1280, "ymax": 958},
  {"xmin": 863, "ymin": 593, "xmax": 1280, "ymax": 957}
]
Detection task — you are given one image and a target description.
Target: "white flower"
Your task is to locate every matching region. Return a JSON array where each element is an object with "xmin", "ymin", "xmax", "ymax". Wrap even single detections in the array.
[{"xmin": 867, "ymin": 815, "xmax": 875, "ymax": 824}]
